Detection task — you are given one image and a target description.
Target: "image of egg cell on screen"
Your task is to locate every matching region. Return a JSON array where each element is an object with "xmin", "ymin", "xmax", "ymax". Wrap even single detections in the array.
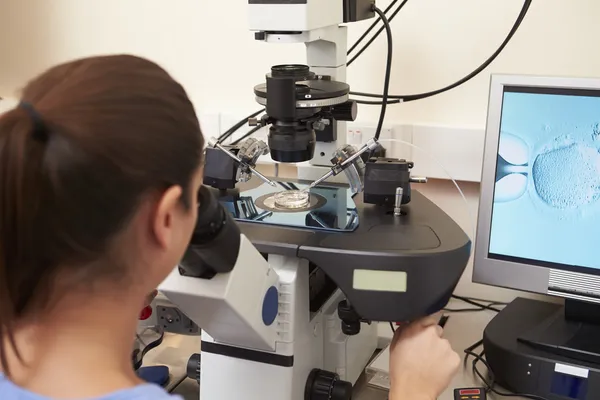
[{"xmin": 488, "ymin": 86, "xmax": 600, "ymax": 272}]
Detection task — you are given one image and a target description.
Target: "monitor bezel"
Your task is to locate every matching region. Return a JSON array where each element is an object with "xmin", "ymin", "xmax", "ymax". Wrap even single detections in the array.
[{"xmin": 473, "ymin": 74, "xmax": 600, "ymax": 296}]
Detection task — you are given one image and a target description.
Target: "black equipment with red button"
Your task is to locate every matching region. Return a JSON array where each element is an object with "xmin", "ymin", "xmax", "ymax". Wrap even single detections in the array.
[{"xmin": 454, "ymin": 387, "xmax": 486, "ymax": 400}]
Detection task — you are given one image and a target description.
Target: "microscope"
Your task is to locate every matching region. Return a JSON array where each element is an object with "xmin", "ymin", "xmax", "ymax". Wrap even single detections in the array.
[{"xmin": 155, "ymin": 1, "xmax": 472, "ymax": 399}]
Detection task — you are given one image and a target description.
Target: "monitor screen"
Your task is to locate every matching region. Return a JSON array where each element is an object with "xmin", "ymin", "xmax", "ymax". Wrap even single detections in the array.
[{"xmin": 488, "ymin": 85, "xmax": 600, "ymax": 274}]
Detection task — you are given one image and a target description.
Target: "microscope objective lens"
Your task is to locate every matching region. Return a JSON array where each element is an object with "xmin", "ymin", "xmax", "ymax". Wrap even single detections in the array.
[{"xmin": 274, "ymin": 190, "xmax": 310, "ymax": 210}]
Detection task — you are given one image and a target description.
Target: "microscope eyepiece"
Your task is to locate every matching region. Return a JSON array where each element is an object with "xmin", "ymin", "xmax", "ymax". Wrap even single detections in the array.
[
  {"xmin": 179, "ymin": 186, "xmax": 241, "ymax": 279},
  {"xmin": 190, "ymin": 186, "xmax": 230, "ymax": 244}
]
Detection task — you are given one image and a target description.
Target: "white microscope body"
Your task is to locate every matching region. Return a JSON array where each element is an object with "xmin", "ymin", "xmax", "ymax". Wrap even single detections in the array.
[
  {"xmin": 161, "ymin": 234, "xmax": 377, "ymax": 400},
  {"xmin": 159, "ymin": 2, "xmax": 379, "ymax": 399}
]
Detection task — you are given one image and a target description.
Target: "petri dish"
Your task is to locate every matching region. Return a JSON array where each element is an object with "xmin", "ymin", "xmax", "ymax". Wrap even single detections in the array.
[{"xmin": 274, "ymin": 190, "xmax": 310, "ymax": 210}]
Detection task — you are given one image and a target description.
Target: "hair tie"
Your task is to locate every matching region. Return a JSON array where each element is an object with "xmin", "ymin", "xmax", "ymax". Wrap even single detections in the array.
[{"xmin": 19, "ymin": 101, "xmax": 49, "ymax": 142}]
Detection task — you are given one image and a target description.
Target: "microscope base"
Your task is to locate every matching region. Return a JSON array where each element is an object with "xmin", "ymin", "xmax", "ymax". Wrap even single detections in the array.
[
  {"xmin": 198, "ymin": 254, "xmax": 377, "ymax": 400},
  {"xmin": 199, "ymin": 349, "xmax": 305, "ymax": 400}
]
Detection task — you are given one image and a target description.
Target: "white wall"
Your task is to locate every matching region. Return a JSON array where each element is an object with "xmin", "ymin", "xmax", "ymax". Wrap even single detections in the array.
[
  {"xmin": 2, "ymin": 0, "xmax": 600, "ymax": 127},
  {"xmin": 1, "ymin": 0, "xmax": 591, "ymax": 302}
]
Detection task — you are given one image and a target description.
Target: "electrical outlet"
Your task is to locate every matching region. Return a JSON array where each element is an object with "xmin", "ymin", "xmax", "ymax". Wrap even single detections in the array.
[
  {"xmin": 347, "ymin": 124, "xmax": 392, "ymax": 142},
  {"xmin": 346, "ymin": 124, "xmax": 393, "ymax": 158}
]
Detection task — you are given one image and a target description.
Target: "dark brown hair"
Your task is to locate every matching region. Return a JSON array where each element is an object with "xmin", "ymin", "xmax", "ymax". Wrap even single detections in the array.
[{"xmin": 0, "ymin": 55, "xmax": 204, "ymax": 375}]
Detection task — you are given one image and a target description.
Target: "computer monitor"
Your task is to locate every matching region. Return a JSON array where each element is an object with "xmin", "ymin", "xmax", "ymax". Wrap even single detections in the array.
[
  {"xmin": 474, "ymin": 74, "xmax": 600, "ymax": 301},
  {"xmin": 473, "ymin": 74, "xmax": 600, "ymax": 399}
]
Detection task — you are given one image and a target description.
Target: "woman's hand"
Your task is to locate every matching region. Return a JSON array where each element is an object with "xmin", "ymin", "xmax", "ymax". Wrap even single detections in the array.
[{"xmin": 389, "ymin": 316, "xmax": 460, "ymax": 400}]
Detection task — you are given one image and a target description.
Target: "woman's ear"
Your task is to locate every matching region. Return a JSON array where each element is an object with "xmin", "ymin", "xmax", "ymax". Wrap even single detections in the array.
[{"xmin": 152, "ymin": 185, "xmax": 183, "ymax": 249}]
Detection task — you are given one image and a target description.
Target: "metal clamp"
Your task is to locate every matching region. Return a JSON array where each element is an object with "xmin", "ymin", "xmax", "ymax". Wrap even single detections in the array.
[{"xmin": 208, "ymin": 137, "xmax": 276, "ymax": 187}]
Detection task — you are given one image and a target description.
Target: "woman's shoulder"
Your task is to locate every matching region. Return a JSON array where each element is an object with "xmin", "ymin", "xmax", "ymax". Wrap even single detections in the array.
[
  {"xmin": 0, "ymin": 375, "xmax": 181, "ymax": 400},
  {"xmin": 104, "ymin": 384, "xmax": 184, "ymax": 399}
]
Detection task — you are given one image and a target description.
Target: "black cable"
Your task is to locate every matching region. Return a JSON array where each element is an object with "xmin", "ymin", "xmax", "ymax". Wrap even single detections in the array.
[
  {"xmin": 347, "ymin": 0, "xmax": 399, "ymax": 55},
  {"xmin": 389, "ymin": 322, "xmax": 397, "ymax": 333},
  {"xmin": 445, "ymin": 303, "xmax": 507, "ymax": 312},
  {"xmin": 459, "ymin": 296, "xmax": 509, "ymax": 306},
  {"xmin": 444, "ymin": 294, "xmax": 507, "ymax": 313},
  {"xmin": 372, "ymin": 6, "xmax": 393, "ymax": 141},
  {"xmin": 132, "ymin": 329, "xmax": 165, "ymax": 371},
  {"xmin": 217, "ymin": 109, "xmax": 264, "ymax": 144},
  {"xmin": 347, "ymin": 0, "xmax": 410, "ymax": 67},
  {"xmin": 168, "ymin": 374, "xmax": 190, "ymax": 393},
  {"xmin": 464, "ymin": 347, "xmax": 496, "ymax": 392},
  {"xmin": 230, "ymin": 125, "xmax": 263, "ymax": 146},
  {"xmin": 350, "ymin": 0, "xmax": 533, "ymax": 102},
  {"xmin": 353, "ymin": 98, "xmax": 402, "ymax": 105},
  {"xmin": 452, "ymin": 295, "xmax": 503, "ymax": 313},
  {"xmin": 444, "ymin": 307, "xmax": 489, "ymax": 313}
]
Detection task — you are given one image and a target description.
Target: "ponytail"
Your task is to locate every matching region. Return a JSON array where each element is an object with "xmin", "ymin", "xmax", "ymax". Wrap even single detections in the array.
[
  {"xmin": 0, "ymin": 105, "xmax": 47, "ymax": 376},
  {"xmin": 0, "ymin": 54, "xmax": 205, "ymax": 377}
]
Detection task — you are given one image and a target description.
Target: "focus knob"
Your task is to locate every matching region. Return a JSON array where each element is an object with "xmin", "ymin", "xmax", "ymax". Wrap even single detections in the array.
[
  {"xmin": 338, "ymin": 300, "xmax": 361, "ymax": 336},
  {"xmin": 330, "ymin": 101, "xmax": 358, "ymax": 122},
  {"xmin": 305, "ymin": 369, "xmax": 353, "ymax": 400},
  {"xmin": 186, "ymin": 353, "xmax": 201, "ymax": 384}
]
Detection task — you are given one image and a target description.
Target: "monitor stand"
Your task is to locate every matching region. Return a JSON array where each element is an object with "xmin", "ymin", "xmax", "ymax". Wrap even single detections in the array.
[
  {"xmin": 518, "ymin": 299, "xmax": 600, "ymax": 365},
  {"xmin": 483, "ymin": 298, "xmax": 600, "ymax": 399}
]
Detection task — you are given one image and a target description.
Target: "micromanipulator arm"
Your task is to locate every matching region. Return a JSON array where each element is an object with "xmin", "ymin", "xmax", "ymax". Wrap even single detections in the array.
[{"xmin": 303, "ymin": 138, "xmax": 380, "ymax": 191}]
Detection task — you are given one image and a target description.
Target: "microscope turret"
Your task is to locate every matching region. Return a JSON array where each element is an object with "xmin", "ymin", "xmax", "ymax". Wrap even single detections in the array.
[{"xmin": 253, "ymin": 64, "xmax": 357, "ymax": 163}]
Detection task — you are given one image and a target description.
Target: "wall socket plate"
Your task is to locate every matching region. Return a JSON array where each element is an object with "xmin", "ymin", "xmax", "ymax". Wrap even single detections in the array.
[
  {"xmin": 346, "ymin": 124, "xmax": 402, "ymax": 162},
  {"xmin": 346, "ymin": 125, "xmax": 393, "ymax": 147}
]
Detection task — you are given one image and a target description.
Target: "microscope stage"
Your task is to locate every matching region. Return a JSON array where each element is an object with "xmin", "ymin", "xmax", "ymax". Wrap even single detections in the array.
[
  {"xmin": 221, "ymin": 181, "xmax": 359, "ymax": 233},
  {"xmin": 216, "ymin": 177, "xmax": 471, "ymax": 322}
]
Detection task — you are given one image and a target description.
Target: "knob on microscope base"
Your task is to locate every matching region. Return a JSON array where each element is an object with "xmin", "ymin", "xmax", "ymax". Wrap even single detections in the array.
[{"xmin": 305, "ymin": 369, "xmax": 353, "ymax": 400}]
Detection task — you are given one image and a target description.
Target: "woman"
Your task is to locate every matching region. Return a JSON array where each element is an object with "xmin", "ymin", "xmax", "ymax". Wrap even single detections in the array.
[{"xmin": 0, "ymin": 55, "xmax": 459, "ymax": 399}]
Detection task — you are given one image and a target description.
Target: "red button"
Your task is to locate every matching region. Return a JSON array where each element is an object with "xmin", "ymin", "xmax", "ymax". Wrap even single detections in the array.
[
  {"xmin": 139, "ymin": 305, "xmax": 153, "ymax": 321},
  {"xmin": 459, "ymin": 389, "xmax": 481, "ymax": 396}
]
